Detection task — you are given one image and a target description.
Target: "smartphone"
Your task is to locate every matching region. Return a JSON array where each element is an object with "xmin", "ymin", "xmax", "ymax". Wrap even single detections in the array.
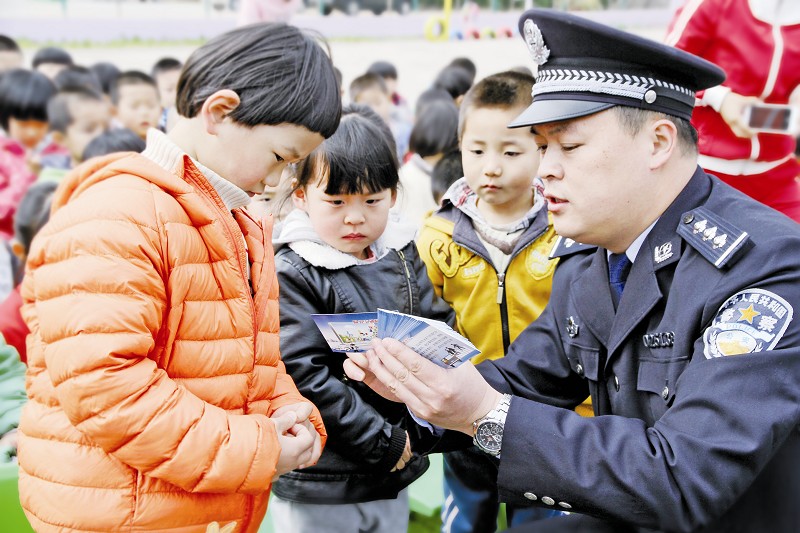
[{"xmin": 742, "ymin": 103, "xmax": 798, "ymax": 135}]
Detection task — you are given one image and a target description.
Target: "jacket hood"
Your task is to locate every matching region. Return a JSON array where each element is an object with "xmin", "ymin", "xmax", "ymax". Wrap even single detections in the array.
[
  {"xmin": 273, "ymin": 209, "xmax": 417, "ymax": 270},
  {"xmin": 51, "ymin": 152, "xmax": 194, "ymax": 215}
]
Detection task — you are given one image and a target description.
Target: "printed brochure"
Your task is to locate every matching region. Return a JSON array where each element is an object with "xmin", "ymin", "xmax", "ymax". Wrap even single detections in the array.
[{"xmin": 311, "ymin": 309, "xmax": 480, "ymax": 368}]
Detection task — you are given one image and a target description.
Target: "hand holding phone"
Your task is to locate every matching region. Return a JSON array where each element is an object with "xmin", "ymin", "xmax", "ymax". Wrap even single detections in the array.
[{"xmin": 742, "ymin": 103, "xmax": 799, "ymax": 135}]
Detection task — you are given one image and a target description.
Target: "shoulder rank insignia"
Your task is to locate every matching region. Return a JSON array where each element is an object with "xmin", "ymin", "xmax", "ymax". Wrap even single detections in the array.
[
  {"xmin": 703, "ymin": 288, "xmax": 793, "ymax": 358},
  {"xmin": 676, "ymin": 207, "xmax": 750, "ymax": 268},
  {"xmin": 549, "ymin": 235, "xmax": 598, "ymax": 259}
]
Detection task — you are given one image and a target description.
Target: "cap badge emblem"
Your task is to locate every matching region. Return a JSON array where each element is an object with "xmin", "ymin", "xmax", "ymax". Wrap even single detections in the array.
[{"xmin": 524, "ymin": 19, "xmax": 550, "ymax": 67}]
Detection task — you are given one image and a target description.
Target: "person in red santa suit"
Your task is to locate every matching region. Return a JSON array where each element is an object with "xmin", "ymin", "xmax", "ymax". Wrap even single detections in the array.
[{"xmin": 666, "ymin": 0, "xmax": 800, "ymax": 221}]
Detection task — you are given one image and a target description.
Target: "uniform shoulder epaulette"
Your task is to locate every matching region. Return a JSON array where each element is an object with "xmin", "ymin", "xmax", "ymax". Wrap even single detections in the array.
[
  {"xmin": 549, "ymin": 235, "xmax": 597, "ymax": 259},
  {"xmin": 676, "ymin": 206, "xmax": 751, "ymax": 268}
]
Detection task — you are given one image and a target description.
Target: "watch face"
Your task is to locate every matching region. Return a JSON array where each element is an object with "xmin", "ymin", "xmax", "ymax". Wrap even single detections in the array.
[{"xmin": 476, "ymin": 421, "xmax": 503, "ymax": 453}]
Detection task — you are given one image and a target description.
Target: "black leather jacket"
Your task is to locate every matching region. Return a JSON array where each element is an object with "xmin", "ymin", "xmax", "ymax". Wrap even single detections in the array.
[{"xmin": 272, "ymin": 228, "xmax": 455, "ymax": 504}]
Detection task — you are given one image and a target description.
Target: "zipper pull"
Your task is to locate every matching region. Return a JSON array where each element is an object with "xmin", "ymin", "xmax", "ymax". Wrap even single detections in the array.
[{"xmin": 497, "ymin": 272, "xmax": 505, "ymax": 304}]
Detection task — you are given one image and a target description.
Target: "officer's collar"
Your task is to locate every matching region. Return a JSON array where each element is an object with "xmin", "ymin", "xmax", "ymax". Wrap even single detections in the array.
[{"xmin": 639, "ymin": 166, "xmax": 712, "ymax": 270}]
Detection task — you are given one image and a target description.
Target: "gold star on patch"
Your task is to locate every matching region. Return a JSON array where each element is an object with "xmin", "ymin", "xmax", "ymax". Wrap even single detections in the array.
[{"xmin": 737, "ymin": 304, "xmax": 761, "ymax": 324}]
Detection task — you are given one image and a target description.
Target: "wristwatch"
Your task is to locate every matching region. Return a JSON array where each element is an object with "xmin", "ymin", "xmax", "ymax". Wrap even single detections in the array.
[{"xmin": 472, "ymin": 394, "xmax": 512, "ymax": 457}]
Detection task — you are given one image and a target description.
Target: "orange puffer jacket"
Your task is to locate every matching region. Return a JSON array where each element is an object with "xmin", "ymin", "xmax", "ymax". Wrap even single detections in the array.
[{"xmin": 18, "ymin": 153, "xmax": 326, "ymax": 533}]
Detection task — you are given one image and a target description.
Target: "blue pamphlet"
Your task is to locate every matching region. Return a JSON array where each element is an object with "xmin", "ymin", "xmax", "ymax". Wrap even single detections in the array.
[{"xmin": 311, "ymin": 309, "xmax": 480, "ymax": 368}]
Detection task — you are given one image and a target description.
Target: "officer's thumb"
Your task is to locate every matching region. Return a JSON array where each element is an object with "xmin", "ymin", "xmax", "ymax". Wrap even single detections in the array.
[{"xmin": 272, "ymin": 411, "xmax": 298, "ymax": 435}]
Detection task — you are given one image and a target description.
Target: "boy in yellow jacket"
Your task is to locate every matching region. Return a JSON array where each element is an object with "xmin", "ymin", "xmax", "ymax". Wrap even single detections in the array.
[
  {"xmin": 17, "ymin": 24, "xmax": 340, "ymax": 532},
  {"xmin": 417, "ymin": 71, "xmax": 590, "ymax": 533}
]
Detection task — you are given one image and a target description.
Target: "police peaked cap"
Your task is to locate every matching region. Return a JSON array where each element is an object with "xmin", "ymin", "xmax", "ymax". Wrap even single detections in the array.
[{"xmin": 509, "ymin": 9, "xmax": 726, "ymax": 127}]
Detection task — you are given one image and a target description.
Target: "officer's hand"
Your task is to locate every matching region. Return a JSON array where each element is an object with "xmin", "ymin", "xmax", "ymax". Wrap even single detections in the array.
[
  {"xmin": 720, "ymin": 91, "xmax": 760, "ymax": 138},
  {"xmin": 356, "ymin": 338, "xmax": 502, "ymax": 435},
  {"xmin": 344, "ymin": 350, "xmax": 402, "ymax": 403}
]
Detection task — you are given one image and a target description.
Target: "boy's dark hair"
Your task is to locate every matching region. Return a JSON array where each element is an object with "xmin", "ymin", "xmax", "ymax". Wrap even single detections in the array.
[
  {"xmin": 14, "ymin": 181, "xmax": 58, "ymax": 258},
  {"xmin": 151, "ymin": 57, "xmax": 183, "ymax": 77},
  {"xmin": 332, "ymin": 66, "xmax": 343, "ymax": 93},
  {"xmin": 410, "ymin": 98, "xmax": 459, "ymax": 158},
  {"xmin": 110, "ymin": 71, "xmax": 158, "ymax": 105},
  {"xmin": 0, "ymin": 69, "xmax": 56, "ymax": 130},
  {"xmin": 293, "ymin": 103, "xmax": 399, "ymax": 196},
  {"xmin": 90, "ymin": 62, "xmax": 121, "ymax": 96},
  {"xmin": 82, "ymin": 128, "xmax": 146, "ymax": 160},
  {"xmin": 433, "ymin": 65, "xmax": 473, "ymax": 100},
  {"xmin": 449, "ymin": 57, "xmax": 477, "ymax": 83},
  {"xmin": 177, "ymin": 24, "xmax": 341, "ymax": 139},
  {"xmin": 432, "ymin": 149, "xmax": 463, "ymax": 204},
  {"xmin": 32, "ymin": 47, "xmax": 73, "ymax": 69},
  {"xmin": 366, "ymin": 60, "xmax": 398, "ymax": 81},
  {"xmin": 0, "ymin": 35, "xmax": 21, "ymax": 53},
  {"xmin": 458, "ymin": 71, "xmax": 535, "ymax": 139},
  {"xmin": 53, "ymin": 65, "xmax": 103, "ymax": 93},
  {"xmin": 47, "ymin": 86, "xmax": 106, "ymax": 133},
  {"xmin": 415, "ymin": 87, "xmax": 452, "ymax": 118},
  {"xmin": 349, "ymin": 73, "xmax": 388, "ymax": 103}
]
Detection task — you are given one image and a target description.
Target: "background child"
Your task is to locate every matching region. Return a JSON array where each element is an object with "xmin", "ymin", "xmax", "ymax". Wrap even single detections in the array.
[
  {"xmin": 110, "ymin": 70, "xmax": 161, "ymax": 140},
  {"xmin": 39, "ymin": 86, "xmax": 110, "ymax": 178},
  {"xmin": 349, "ymin": 72, "xmax": 410, "ymax": 161},
  {"xmin": 270, "ymin": 104, "xmax": 454, "ymax": 533},
  {"xmin": 151, "ymin": 57, "xmax": 183, "ymax": 131},
  {"xmin": 82, "ymin": 127, "xmax": 145, "ymax": 161},
  {"xmin": 52, "ymin": 65, "xmax": 103, "ymax": 93},
  {"xmin": 416, "ymin": 71, "xmax": 582, "ymax": 533},
  {"xmin": 31, "ymin": 46, "xmax": 73, "ymax": 81},
  {"xmin": 431, "ymin": 148, "xmax": 462, "ymax": 206},
  {"xmin": 392, "ymin": 97, "xmax": 459, "ymax": 228},
  {"xmin": 0, "ymin": 69, "xmax": 57, "ymax": 240},
  {"xmin": 0, "ymin": 180, "xmax": 57, "ymax": 363},
  {"xmin": 17, "ymin": 22, "xmax": 341, "ymax": 532},
  {"xmin": 0, "ymin": 35, "xmax": 23, "ymax": 74},
  {"xmin": 89, "ymin": 61, "xmax": 121, "ymax": 102}
]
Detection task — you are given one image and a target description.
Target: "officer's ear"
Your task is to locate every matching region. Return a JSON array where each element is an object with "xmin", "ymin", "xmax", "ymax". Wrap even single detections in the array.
[{"xmin": 648, "ymin": 118, "xmax": 678, "ymax": 170}]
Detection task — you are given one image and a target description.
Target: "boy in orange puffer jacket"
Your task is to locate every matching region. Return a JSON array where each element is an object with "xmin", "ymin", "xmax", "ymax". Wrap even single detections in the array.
[{"xmin": 17, "ymin": 24, "xmax": 341, "ymax": 533}]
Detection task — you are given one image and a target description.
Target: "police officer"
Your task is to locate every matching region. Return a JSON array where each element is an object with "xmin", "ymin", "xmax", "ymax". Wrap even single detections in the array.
[{"xmin": 344, "ymin": 9, "xmax": 800, "ymax": 532}]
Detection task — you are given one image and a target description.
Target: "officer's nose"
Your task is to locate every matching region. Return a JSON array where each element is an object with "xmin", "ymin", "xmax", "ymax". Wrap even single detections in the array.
[{"xmin": 538, "ymin": 148, "xmax": 563, "ymax": 182}]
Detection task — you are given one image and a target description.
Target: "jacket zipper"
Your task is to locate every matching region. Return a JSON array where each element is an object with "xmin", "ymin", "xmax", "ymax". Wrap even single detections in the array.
[
  {"xmin": 396, "ymin": 249, "xmax": 414, "ymax": 313},
  {"xmin": 456, "ymin": 225, "xmax": 547, "ymax": 356},
  {"xmin": 496, "ymin": 271, "xmax": 510, "ymax": 353}
]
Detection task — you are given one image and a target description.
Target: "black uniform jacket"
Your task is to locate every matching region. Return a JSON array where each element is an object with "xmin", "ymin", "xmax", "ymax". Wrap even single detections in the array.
[
  {"xmin": 272, "ymin": 238, "xmax": 455, "ymax": 504},
  {"xmin": 481, "ymin": 168, "xmax": 800, "ymax": 532}
]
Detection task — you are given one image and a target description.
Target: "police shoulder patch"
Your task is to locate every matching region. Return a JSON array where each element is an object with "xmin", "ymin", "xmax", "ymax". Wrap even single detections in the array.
[
  {"xmin": 549, "ymin": 235, "xmax": 597, "ymax": 259},
  {"xmin": 677, "ymin": 207, "xmax": 750, "ymax": 268},
  {"xmin": 703, "ymin": 288, "xmax": 793, "ymax": 359}
]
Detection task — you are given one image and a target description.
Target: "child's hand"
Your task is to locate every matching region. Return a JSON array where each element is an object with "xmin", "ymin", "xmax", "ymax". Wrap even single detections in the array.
[
  {"xmin": 270, "ymin": 407, "xmax": 321, "ymax": 480},
  {"xmin": 390, "ymin": 431, "xmax": 412, "ymax": 472},
  {"xmin": 272, "ymin": 402, "xmax": 322, "ymax": 468}
]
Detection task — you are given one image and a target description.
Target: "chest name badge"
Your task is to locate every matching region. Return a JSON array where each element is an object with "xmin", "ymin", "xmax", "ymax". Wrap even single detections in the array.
[
  {"xmin": 643, "ymin": 331, "xmax": 674, "ymax": 348},
  {"xmin": 703, "ymin": 288, "xmax": 793, "ymax": 359}
]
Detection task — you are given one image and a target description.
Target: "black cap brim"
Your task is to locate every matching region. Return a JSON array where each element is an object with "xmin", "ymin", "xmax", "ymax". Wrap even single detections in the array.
[{"xmin": 508, "ymin": 99, "xmax": 615, "ymax": 128}]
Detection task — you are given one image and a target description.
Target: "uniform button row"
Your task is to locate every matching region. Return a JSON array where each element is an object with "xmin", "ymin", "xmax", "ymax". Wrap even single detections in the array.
[{"xmin": 524, "ymin": 493, "xmax": 571, "ymax": 509}]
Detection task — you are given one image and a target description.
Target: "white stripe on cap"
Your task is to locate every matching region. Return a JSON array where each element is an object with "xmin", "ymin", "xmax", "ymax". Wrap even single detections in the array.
[{"xmin": 533, "ymin": 69, "xmax": 694, "ymax": 101}]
